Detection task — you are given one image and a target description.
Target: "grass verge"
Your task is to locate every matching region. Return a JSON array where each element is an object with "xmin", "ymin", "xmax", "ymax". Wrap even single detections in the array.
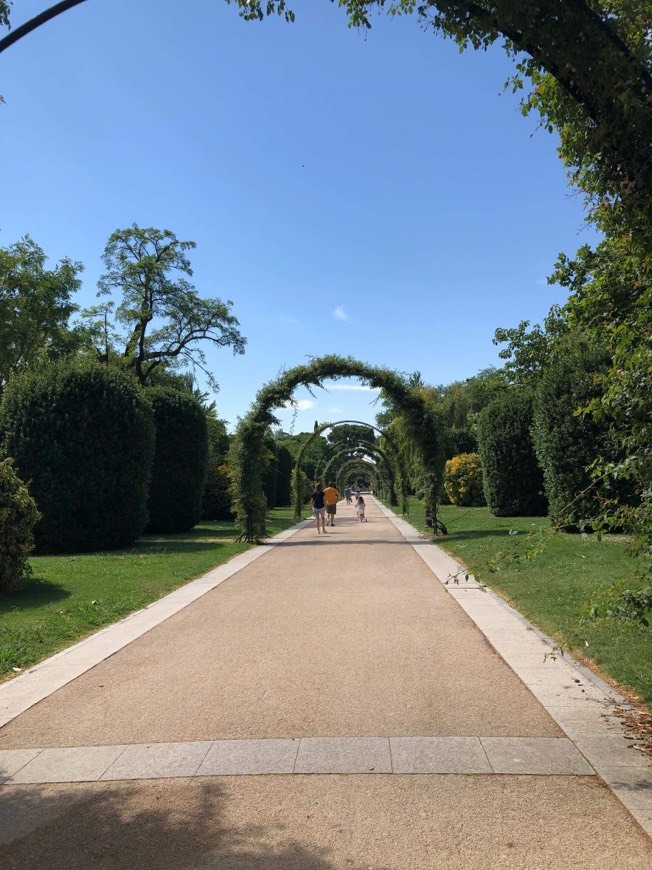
[
  {"xmin": 398, "ymin": 498, "xmax": 652, "ymax": 707},
  {"xmin": 0, "ymin": 507, "xmax": 304, "ymax": 680}
]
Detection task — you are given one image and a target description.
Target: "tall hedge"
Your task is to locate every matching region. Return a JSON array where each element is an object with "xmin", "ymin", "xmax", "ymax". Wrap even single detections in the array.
[
  {"xmin": 532, "ymin": 343, "xmax": 613, "ymax": 529},
  {"xmin": 0, "ymin": 361, "xmax": 154, "ymax": 553},
  {"xmin": 275, "ymin": 443, "xmax": 293, "ymax": 507},
  {"xmin": 476, "ymin": 390, "xmax": 547, "ymax": 517},
  {"xmin": 444, "ymin": 453, "xmax": 485, "ymax": 506},
  {"xmin": 0, "ymin": 458, "xmax": 41, "ymax": 593},
  {"xmin": 146, "ymin": 388, "xmax": 209, "ymax": 534}
]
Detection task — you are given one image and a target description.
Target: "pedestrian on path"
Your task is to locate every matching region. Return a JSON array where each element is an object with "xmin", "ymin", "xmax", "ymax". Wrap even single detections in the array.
[
  {"xmin": 344, "ymin": 485, "xmax": 352, "ymax": 504},
  {"xmin": 310, "ymin": 482, "xmax": 327, "ymax": 534},
  {"xmin": 355, "ymin": 495, "xmax": 367, "ymax": 522},
  {"xmin": 323, "ymin": 481, "xmax": 340, "ymax": 527}
]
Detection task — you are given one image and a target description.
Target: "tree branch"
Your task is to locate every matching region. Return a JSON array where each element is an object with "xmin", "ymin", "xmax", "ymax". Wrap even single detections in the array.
[{"xmin": 0, "ymin": 0, "xmax": 89, "ymax": 54}]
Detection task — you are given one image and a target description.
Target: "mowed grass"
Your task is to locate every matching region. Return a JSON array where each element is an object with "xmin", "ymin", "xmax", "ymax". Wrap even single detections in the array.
[
  {"xmin": 0, "ymin": 507, "xmax": 303, "ymax": 680},
  {"xmin": 401, "ymin": 498, "xmax": 652, "ymax": 707}
]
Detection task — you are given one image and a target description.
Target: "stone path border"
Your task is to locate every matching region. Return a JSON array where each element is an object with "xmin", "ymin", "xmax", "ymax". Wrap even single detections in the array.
[
  {"xmin": 0, "ymin": 518, "xmax": 313, "ymax": 731},
  {"xmin": 375, "ymin": 499, "xmax": 652, "ymax": 837},
  {"xmin": 0, "ymin": 736, "xmax": 594, "ymax": 784}
]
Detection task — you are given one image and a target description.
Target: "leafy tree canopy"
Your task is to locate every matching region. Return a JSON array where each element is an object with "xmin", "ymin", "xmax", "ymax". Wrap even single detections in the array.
[
  {"xmin": 326, "ymin": 422, "xmax": 376, "ymax": 448},
  {"xmin": 84, "ymin": 225, "xmax": 246, "ymax": 390},
  {"xmin": 0, "ymin": 236, "xmax": 83, "ymax": 397}
]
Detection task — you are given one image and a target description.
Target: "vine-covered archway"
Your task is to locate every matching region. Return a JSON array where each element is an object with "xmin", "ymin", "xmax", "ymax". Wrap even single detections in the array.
[
  {"xmin": 230, "ymin": 356, "xmax": 444, "ymax": 542},
  {"xmin": 319, "ymin": 442, "xmax": 400, "ymax": 509},
  {"xmin": 293, "ymin": 419, "xmax": 407, "ymax": 518}
]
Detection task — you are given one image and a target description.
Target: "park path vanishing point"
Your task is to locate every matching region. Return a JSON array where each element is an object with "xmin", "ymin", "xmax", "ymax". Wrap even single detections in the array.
[{"xmin": 0, "ymin": 497, "xmax": 651, "ymax": 868}]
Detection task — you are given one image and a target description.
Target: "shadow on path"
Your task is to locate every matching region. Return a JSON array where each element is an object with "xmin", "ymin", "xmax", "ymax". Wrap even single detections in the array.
[{"xmin": 0, "ymin": 782, "xmax": 396, "ymax": 870}]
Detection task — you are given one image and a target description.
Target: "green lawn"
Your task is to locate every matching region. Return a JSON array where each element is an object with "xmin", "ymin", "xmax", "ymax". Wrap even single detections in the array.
[
  {"xmin": 0, "ymin": 507, "xmax": 304, "ymax": 680},
  {"xmin": 400, "ymin": 498, "xmax": 652, "ymax": 707}
]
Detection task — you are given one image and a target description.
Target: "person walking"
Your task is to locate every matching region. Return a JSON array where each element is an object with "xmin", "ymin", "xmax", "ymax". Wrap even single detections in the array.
[
  {"xmin": 310, "ymin": 482, "xmax": 327, "ymax": 535},
  {"xmin": 344, "ymin": 485, "xmax": 352, "ymax": 505},
  {"xmin": 323, "ymin": 481, "xmax": 340, "ymax": 527},
  {"xmin": 355, "ymin": 495, "xmax": 367, "ymax": 522}
]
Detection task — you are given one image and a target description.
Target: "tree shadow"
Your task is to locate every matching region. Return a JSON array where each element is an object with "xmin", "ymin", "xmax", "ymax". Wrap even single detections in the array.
[
  {"xmin": 0, "ymin": 578, "xmax": 70, "ymax": 615},
  {"xmin": 0, "ymin": 780, "xmax": 396, "ymax": 869}
]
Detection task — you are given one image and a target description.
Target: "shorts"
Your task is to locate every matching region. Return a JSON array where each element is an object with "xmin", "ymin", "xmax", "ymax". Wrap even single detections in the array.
[
  {"xmin": 326, "ymin": 504, "xmax": 337, "ymax": 515},
  {"xmin": 312, "ymin": 507, "xmax": 326, "ymax": 517}
]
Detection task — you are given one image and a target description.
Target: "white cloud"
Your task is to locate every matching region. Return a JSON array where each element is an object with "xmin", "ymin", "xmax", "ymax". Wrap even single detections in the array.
[
  {"xmin": 332, "ymin": 305, "xmax": 351, "ymax": 322},
  {"xmin": 284, "ymin": 399, "xmax": 316, "ymax": 411},
  {"xmin": 328, "ymin": 384, "xmax": 380, "ymax": 392},
  {"xmin": 327, "ymin": 407, "xmax": 343, "ymax": 413}
]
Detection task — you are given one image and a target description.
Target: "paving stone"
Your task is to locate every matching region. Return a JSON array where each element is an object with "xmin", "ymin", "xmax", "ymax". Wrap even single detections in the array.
[
  {"xmin": 0, "ymin": 749, "xmax": 42, "ymax": 783},
  {"xmin": 592, "ymin": 766, "xmax": 652, "ymax": 808},
  {"xmin": 101, "ymin": 741, "xmax": 212, "ymax": 780},
  {"xmin": 196, "ymin": 739, "xmax": 299, "ymax": 776},
  {"xmin": 390, "ymin": 737, "xmax": 491, "ymax": 774},
  {"xmin": 294, "ymin": 737, "xmax": 391, "ymax": 774},
  {"xmin": 6, "ymin": 745, "xmax": 126, "ymax": 783},
  {"xmin": 481, "ymin": 737, "xmax": 594, "ymax": 775},
  {"xmin": 571, "ymin": 735, "xmax": 648, "ymax": 769}
]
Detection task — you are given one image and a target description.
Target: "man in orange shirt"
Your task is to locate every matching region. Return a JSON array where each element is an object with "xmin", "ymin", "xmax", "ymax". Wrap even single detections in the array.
[{"xmin": 323, "ymin": 481, "xmax": 340, "ymax": 527}]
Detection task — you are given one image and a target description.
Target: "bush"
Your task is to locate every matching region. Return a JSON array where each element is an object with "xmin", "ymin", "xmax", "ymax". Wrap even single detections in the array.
[
  {"xmin": 476, "ymin": 389, "xmax": 547, "ymax": 517},
  {"xmin": 146, "ymin": 388, "xmax": 209, "ymax": 534},
  {"xmin": 0, "ymin": 458, "xmax": 40, "ymax": 593},
  {"xmin": 262, "ymin": 436, "xmax": 279, "ymax": 509},
  {"xmin": 532, "ymin": 342, "xmax": 616, "ymax": 529},
  {"xmin": 202, "ymin": 462, "xmax": 233, "ymax": 520},
  {"xmin": 0, "ymin": 360, "xmax": 154, "ymax": 553},
  {"xmin": 444, "ymin": 453, "xmax": 485, "ymax": 506}
]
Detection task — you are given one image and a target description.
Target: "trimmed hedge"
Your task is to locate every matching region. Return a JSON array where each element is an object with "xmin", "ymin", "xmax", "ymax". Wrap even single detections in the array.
[
  {"xmin": 146, "ymin": 388, "xmax": 209, "ymax": 534},
  {"xmin": 532, "ymin": 343, "xmax": 612, "ymax": 529},
  {"xmin": 0, "ymin": 458, "xmax": 40, "ymax": 592},
  {"xmin": 202, "ymin": 461, "xmax": 233, "ymax": 520},
  {"xmin": 275, "ymin": 442, "xmax": 293, "ymax": 507},
  {"xmin": 0, "ymin": 361, "xmax": 154, "ymax": 553},
  {"xmin": 444, "ymin": 453, "xmax": 485, "ymax": 506},
  {"xmin": 476, "ymin": 390, "xmax": 547, "ymax": 517}
]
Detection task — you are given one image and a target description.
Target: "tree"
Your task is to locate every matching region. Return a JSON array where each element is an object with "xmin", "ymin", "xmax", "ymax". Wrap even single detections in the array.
[
  {"xmin": 88, "ymin": 225, "xmax": 246, "ymax": 389},
  {"xmin": 0, "ymin": 236, "xmax": 83, "ymax": 397},
  {"xmin": 326, "ymin": 423, "xmax": 375, "ymax": 449}
]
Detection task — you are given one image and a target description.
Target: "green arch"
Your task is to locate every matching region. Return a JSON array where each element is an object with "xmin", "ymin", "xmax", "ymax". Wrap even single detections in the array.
[
  {"xmin": 293, "ymin": 419, "xmax": 408, "ymax": 519},
  {"xmin": 230, "ymin": 355, "xmax": 444, "ymax": 542},
  {"xmin": 320, "ymin": 443, "xmax": 399, "ymax": 507}
]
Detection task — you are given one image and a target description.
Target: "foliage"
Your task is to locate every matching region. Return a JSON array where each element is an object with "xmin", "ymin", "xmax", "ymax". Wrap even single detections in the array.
[
  {"xmin": 0, "ymin": 236, "xmax": 83, "ymax": 397},
  {"xmin": 444, "ymin": 453, "xmax": 485, "ymax": 507},
  {"xmin": 531, "ymin": 340, "xmax": 617, "ymax": 531},
  {"xmin": 275, "ymin": 442, "xmax": 293, "ymax": 507},
  {"xmin": 84, "ymin": 225, "xmax": 246, "ymax": 388},
  {"xmin": 0, "ymin": 458, "xmax": 40, "ymax": 593},
  {"xmin": 585, "ymin": 583, "xmax": 652, "ymax": 629},
  {"xmin": 262, "ymin": 434, "xmax": 279, "ymax": 509},
  {"xmin": 202, "ymin": 415, "xmax": 232, "ymax": 520},
  {"xmin": 0, "ymin": 360, "xmax": 154, "ymax": 553},
  {"xmin": 278, "ymin": 432, "xmax": 328, "ymax": 481},
  {"xmin": 231, "ymin": 356, "xmax": 444, "ymax": 541},
  {"xmin": 476, "ymin": 389, "xmax": 547, "ymax": 517},
  {"xmin": 146, "ymin": 387, "xmax": 209, "ymax": 534},
  {"xmin": 326, "ymin": 423, "xmax": 375, "ymax": 448},
  {"xmin": 290, "ymin": 465, "xmax": 312, "ymax": 509}
]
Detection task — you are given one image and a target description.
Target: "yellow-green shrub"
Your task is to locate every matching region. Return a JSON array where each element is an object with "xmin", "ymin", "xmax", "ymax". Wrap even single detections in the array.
[{"xmin": 444, "ymin": 453, "xmax": 485, "ymax": 507}]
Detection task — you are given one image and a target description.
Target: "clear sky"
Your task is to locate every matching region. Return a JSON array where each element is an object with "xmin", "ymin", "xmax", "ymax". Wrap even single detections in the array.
[{"xmin": 1, "ymin": 0, "xmax": 598, "ymax": 431}]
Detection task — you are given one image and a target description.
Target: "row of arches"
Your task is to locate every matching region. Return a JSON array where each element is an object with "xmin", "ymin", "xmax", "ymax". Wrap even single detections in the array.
[{"xmin": 230, "ymin": 355, "xmax": 445, "ymax": 543}]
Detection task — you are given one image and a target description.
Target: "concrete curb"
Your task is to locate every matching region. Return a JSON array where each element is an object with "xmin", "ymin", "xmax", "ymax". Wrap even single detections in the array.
[{"xmin": 375, "ymin": 498, "xmax": 652, "ymax": 838}]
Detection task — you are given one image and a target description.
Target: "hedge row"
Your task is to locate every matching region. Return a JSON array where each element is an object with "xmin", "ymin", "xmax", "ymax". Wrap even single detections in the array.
[{"xmin": 0, "ymin": 361, "xmax": 209, "ymax": 557}]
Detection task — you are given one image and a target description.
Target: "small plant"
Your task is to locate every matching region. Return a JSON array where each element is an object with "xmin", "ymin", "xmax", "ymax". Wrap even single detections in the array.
[
  {"xmin": 0, "ymin": 458, "xmax": 40, "ymax": 593},
  {"xmin": 584, "ymin": 583, "xmax": 652, "ymax": 628},
  {"xmin": 444, "ymin": 453, "xmax": 485, "ymax": 506}
]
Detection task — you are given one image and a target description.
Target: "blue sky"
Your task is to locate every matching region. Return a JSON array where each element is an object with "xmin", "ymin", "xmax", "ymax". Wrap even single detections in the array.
[{"xmin": 1, "ymin": 0, "xmax": 598, "ymax": 431}]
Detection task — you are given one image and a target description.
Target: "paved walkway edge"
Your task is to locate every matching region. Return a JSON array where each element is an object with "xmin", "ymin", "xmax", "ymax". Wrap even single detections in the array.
[
  {"xmin": 0, "ymin": 518, "xmax": 313, "ymax": 731},
  {"xmin": 375, "ymin": 498, "xmax": 652, "ymax": 838},
  {"xmin": 0, "ymin": 736, "xmax": 593, "ymax": 784}
]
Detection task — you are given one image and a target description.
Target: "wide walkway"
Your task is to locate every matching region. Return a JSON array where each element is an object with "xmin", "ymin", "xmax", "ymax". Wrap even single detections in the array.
[{"xmin": 0, "ymin": 498, "xmax": 651, "ymax": 868}]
